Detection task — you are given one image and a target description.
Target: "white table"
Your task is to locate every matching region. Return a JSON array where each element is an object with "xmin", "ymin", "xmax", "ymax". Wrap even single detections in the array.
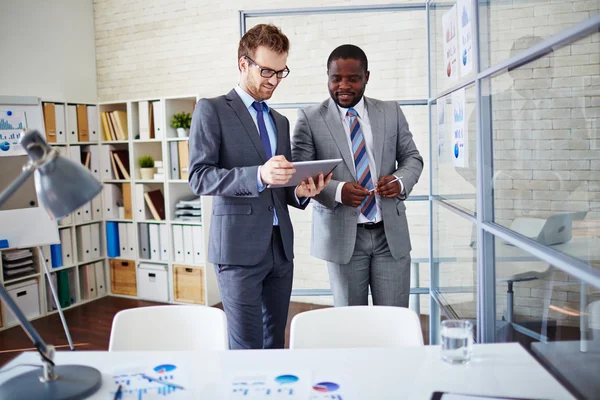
[{"xmin": 0, "ymin": 343, "xmax": 576, "ymax": 399}]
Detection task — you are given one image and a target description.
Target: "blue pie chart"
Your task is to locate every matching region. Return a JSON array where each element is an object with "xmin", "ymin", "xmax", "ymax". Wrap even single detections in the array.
[
  {"xmin": 313, "ymin": 382, "xmax": 340, "ymax": 392},
  {"xmin": 275, "ymin": 375, "xmax": 299, "ymax": 384},
  {"xmin": 0, "ymin": 142, "xmax": 10, "ymax": 152},
  {"xmin": 153, "ymin": 364, "xmax": 176, "ymax": 374}
]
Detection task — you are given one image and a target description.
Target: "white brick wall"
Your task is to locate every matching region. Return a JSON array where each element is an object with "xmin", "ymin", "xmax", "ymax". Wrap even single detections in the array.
[{"xmin": 93, "ymin": 0, "xmax": 599, "ymax": 325}]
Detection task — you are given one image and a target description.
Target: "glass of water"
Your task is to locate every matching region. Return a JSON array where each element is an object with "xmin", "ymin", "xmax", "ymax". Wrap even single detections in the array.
[{"xmin": 440, "ymin": 320, "xmax": 473, "ymax": 365}]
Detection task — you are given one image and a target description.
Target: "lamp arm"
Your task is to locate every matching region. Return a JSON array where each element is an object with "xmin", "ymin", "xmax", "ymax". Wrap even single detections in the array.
[{"xmin": 0, "ymin": 162, "xmax": 35, "ymax": 208}]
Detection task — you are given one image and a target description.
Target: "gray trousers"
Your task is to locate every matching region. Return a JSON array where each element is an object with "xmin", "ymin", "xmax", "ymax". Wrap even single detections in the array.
[
  {"xmin": 215, "ymin": 227, "xmax": 293, "ymax": 350},
  {"xmin": 327, "ymin": 224, "xmax": 411, "ymax": 306}
]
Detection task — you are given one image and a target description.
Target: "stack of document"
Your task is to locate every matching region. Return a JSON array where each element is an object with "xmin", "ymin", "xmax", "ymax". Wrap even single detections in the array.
[
  {"xmin": 175, "ymin": 197, "xmax": 202, "ymax": 222},
  {"xmin": 2, "ymin": 249, "xmax": 35, "ymax": 279}
]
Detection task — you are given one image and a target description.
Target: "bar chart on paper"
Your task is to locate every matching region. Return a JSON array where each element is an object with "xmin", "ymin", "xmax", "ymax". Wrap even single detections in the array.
[
  {"xmin": 112, "ymin": 364, "xmax": 190, "ymax": 399},
  {"xmin": 0, "ymin": 110, "xmax": 27, "ymax": 156}
]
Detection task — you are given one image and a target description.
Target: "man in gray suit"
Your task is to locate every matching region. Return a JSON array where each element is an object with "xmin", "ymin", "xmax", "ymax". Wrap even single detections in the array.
[
  {"xmin": 188, "ymin": 24, "xmax": 329, "ymax": 349},
  {"xmin": 292, "ymin": 44, "xmax": 423, "ymax": 307}
]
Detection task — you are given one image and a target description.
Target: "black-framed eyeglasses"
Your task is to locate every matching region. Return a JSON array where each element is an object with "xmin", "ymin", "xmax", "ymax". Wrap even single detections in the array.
[{"xmin": 245, "ymin": 56, "xmax": 290, "ymax": 79}]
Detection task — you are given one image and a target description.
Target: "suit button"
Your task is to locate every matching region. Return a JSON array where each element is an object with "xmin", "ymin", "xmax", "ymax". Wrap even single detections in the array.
[{"xmin": 268, "ymin": 205, "xmax": 274, "ymax": 211}]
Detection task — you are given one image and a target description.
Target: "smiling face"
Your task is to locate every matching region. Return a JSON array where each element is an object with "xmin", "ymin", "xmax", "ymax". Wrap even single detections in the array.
[
  {"xmin": 327, "ymin": 58, "xmax": 370, "ymax": 109},
  {"xmin": 239, "ymin": 46, "xmax": 288, "ymax": 102}
]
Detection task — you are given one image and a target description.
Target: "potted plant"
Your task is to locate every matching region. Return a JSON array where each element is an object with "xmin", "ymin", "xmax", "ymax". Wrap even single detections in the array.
[
  {"xmin": 171, "ymin": 112, "xmax": 192, "ymax": 138},
  {"xmin": 139, "ymin": 155, "xmax": 155, "ymax": 180}
]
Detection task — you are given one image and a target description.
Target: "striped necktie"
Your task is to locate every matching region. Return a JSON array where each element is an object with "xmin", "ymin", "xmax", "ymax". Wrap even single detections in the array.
[{"xmin": 347, "ymin": 108, "xmax": 376, "ymax": 221}]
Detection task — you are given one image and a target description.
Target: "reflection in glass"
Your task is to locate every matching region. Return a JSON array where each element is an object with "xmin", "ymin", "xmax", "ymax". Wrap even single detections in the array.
[
  {"xmin": 494, "ymin": 236, "xmax": 600, "ymax": 399},
  {"xmin": 489, "ymin": 32, "xmax": 600, "ymax": 267}
]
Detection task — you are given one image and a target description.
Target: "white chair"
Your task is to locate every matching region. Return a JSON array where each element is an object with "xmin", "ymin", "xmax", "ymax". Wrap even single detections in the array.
[
  {"xmin": 289, "ymin": 306, "xmax": 424, "ymax": 349},
  {"xmin": 108, "ymin": 305, "xmax": 228, "ymax": 351}
]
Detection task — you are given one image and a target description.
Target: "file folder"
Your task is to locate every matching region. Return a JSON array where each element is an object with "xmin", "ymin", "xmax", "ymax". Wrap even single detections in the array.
[
  {"xmin": 87, "ymin": 145, "xmax": 101, "ymax": 181},
  {"xmin": 122, "ymin": 183, "xmax": 133, "ymax": 219},
  {"xmin": 183, "ymin": 225, "xmax": 194, "ymax": 264},
  {"xmin": 46, "ymin": 273, "xmax": 58, "ymax": 311},
  {"xmin": 88, "ymin": 264, "xmax": 98, "ymax": 299},
  {"xmin": 43, "ymin": 103, "xmax": 57, "ymax": 143},
  {"xmin": 79, "ymin": 265, "xmax": 89, "ymax": 300},
  {"xmin": 76, "ymin": 225, "xmax": 92, "ymax": 263},
  {"xmin": 139, "ymin": 101, "xmax": 151, "ymax": 140},
  {"xmin": 149, "ymin": 224, "xmax": 160, "ymax": 261},
  {"xmin": 55, "ymin": 104, "xmax": 66, "ymax": 143},
  {"xmin": 87, "ymin": 105, "xmax": 99, "ymax": 142},
  {"xmin": 92, "ymin": 192, "xmax": 103, "ymax": 220},
  {"xmin": 106, "ymin": 221, "xmax": 121, "ymax": 258},
  {"xmin": 159, "ymin": 224, "xmax": 169, "ymax": 261},
  {"xmin": 76, "ymin": 104, "xmax": 89, "ymax": 142},
  {"xmin": 192, "ymin": 226, "xmax": 204, "ymax": 265},
  {"xmin": 138, "ymin": 223, "xmax": 150, "ymax": 260},
  {"xmin": 178, "ymin": 141, "xmax": 189, "ymax": 180},
  {"xmin": 50, "ymin": 244, "xmax": 62, "ymax": 268},
  {"xmin": 152, "ymin": 101, "xmax": 162, "ymax": 139},
  {"xmin": 103, "ymin": 184, "xmax": 121, "ymax": 219},
  {"xmin": 169, "ymin": 142, "xmax": 180, "ymax": 179},
  {"xmin": 57, "ymin": 269, "xmax": 71, "ymax": 308},
  {"xmin": 90, "ymin": 223, "xmax": 101, "ymax": 260},
  {"xmin": 41, "ymin": 245, "xmax": 52, "ymax": 267},
  {"xmin": 59, "ymin": 228, "xmax": 73, "ymax": 266},
  {"xmin": 101, "ymin": 145, "xmax": 116, "ymax": 180},
  {"xmin": 66, "ymin": 105, "xmax": 78, "ymax": 143},
  {"xmin": 127, "ymin": 223, "xmax": 136, "ymax": 259},
  {"xmin": 95, "ymin": 262, "xmax": 106, "ymax": 297},
  {"xmin": 82, "ymin": 201, "xmax": 92, "ymax": 222},
  {"xmin": 118, "ymin": 223, "xmax": 128, "ymax": 258},
  {"xmin": 135, "ymin": 184, "xmax": 151, "ymax": 220},
  {"xmin": 172, "ymin": 225, "xmax": 184, "ymax": 262}
]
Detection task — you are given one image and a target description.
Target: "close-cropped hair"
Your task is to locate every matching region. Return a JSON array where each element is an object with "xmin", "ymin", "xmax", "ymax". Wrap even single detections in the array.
[
  {"xmin": 238, "ymin": 24, "xmax": 290, "ymax": 60},
  {"xmin": 327, "ymin": 44, "xmax": 369, "ymax": 73}
]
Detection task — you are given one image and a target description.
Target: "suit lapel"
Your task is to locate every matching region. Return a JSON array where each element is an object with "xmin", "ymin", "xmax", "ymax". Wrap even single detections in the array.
[
  {"xmin": 225, "ymin": 89, "xmax": 267, "ymax": 163},
  {"xmin": 365, "ymin": 97, "xmax": 385, "ymax": 176},
  {"xmin": 271, "ymin": 109, "xmax": 285, "ymax": 157},
  {"xmin": 322, "ymin": 98, "xmax": 356, "ymax": 179}
]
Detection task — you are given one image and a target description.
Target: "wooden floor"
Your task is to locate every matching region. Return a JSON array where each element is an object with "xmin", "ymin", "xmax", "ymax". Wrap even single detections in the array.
[{"xmin": 0, "ymin": 296, "xmax": 431, "ymax": 367}]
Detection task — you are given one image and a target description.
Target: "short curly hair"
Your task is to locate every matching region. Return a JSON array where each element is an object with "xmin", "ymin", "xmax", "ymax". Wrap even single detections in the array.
[{"xmin": 238, "ymin": 24, "xmax": 290, "ymax": 61}]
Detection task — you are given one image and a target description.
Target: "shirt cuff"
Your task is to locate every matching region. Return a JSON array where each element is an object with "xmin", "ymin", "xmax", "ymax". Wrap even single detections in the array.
[
  {"xmin": 395, "ymin": 175, "xmax": 406, "ymax": 199},
  {"xmin": 335, "ymin": 182, "xmax": 344, "ymax": 203},
  {"xmin": 294, "ymin": 188, "xmax": 310, "ymax": 205},
  {"xmin": 257, "ymin": 166, "xmax": 267, "ymax": 192}
]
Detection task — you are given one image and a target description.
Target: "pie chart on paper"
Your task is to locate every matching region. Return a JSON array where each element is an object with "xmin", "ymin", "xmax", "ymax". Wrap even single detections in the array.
[
  {"xmin": 313, "ymin": 382, "xmax": 340, "ymax": 392},
  {"xmin": 153, "ymin": 364, "xmax": 177, "ymax": 374}
]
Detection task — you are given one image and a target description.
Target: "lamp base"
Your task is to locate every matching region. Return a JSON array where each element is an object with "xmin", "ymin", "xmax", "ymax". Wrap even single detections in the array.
[{"xmin": 0, "ymin": 364, "xmax": 102, "ymax": 400}]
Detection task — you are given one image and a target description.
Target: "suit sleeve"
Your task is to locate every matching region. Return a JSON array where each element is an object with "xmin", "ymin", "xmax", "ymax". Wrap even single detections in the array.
[
  {"xmin": 292, "ymin": 108, "xmax": 341, "ymax": 210},
  {"xmin": 188, "ymin": 99, "xmax": 260, "ymax": 198},
  {"xmin": 393, "ymin": 104, "xmax": 423, "ymax": 199}
]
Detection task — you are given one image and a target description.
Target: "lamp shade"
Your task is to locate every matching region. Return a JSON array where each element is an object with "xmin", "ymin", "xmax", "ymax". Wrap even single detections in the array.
[{"xmin": 20, "ymin": 130, "xmax": 102, "ymax": 220}]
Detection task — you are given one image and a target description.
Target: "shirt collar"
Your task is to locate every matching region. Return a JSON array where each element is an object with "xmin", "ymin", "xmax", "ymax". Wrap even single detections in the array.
[
  {"xmin": 235, "ymin": 85, "xmax": 271, "ymax": 112},
  {"xmin": 336, "ymin": 96, "xmax": 366, "ymax": 120}
]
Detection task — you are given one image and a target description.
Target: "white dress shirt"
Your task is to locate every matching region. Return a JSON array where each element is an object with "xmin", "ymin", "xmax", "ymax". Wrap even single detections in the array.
[{"xmin": 333, "ymin": 97, "xmax": 404, "ymax": 224}]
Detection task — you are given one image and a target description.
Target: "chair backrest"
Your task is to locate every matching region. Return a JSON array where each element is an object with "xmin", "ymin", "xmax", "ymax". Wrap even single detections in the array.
[
  {"xmin": 289, "ymin": 306, "xmax": 424, "ymax": 349},
  {"xmin": 108, "ymin": 305, "xmax": 228, "ymax": 351}
]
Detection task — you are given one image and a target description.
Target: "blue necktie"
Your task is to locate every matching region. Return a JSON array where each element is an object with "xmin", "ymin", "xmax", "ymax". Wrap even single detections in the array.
[
  {"xmin": 348, "ymin": 108, "xmax": 376, "ymax": 221},
  {"xmin": 251, "ymin": 101, "xmax": 272, "ymax": 159}
]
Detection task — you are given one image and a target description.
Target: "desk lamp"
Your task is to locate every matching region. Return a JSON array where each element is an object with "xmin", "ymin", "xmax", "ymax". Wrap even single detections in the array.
[{"xmin": 0, "ymin": 130, "xmax": 103, "ymax": 399}]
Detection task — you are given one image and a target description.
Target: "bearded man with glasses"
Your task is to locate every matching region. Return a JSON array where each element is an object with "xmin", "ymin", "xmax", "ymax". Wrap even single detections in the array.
[{"xmin": 188, "ymin": 24, "xmax": 330, "ymax": 350}]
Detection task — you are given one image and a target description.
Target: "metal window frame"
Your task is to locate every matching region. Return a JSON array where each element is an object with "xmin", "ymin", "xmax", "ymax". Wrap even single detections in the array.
[{"xmin": 240, "ymin": 3, "xmax": 600, "ymax": 345}]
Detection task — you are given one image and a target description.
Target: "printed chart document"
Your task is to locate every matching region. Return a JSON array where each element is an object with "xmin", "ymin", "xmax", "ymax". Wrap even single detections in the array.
[
  {"xmin": 109, "ymin": 363, "xmax": 193, "ymax": 399},
  {"xmin": 228, "ymin": 370, "xmax": 312, "ymax": 399}
]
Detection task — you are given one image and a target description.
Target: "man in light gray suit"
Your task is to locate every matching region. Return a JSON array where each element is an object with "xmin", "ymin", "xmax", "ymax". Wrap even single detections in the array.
[
  {"xmin": 292, "ymin": 44, "xmax": 423, "ymax": 307},
  {"xmin": 188, "ymin": 24, "xmax": 329, "ymax": 349}
]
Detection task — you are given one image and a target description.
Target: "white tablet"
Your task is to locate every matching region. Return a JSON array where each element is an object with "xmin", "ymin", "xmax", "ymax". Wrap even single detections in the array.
[{"xmin": 267, "ymin": 159, "xmax": 342, "ymax": 188}]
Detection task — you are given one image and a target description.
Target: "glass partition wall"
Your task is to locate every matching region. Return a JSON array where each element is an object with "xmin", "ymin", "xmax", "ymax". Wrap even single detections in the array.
[{"xmin": 241, "ymin": 5, "xmax": 600, "ymax": 394}]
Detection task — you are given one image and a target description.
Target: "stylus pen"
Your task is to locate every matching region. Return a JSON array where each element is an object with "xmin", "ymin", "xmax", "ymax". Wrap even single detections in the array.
[{"xmin": 368, "ymin": 176, "xmax": 402, "ymax": 193}]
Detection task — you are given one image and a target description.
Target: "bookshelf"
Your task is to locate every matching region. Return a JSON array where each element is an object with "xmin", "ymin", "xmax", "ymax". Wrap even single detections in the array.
[
  {"xmin": 99, "ymin": 95, "xmax": 219, "ymax": 307},
  {"xmin": 0, "ymin": 100, "xmax": 108, "ymax": 331}
]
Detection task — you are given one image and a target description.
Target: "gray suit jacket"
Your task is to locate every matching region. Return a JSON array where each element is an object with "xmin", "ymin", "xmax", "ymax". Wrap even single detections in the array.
[
  {"xmin": 188, "ymin": 89, "xmax": 305, "ymax": 267},
  {"xmin": 292, "ymin": 97, "xmax": 423, "ymax": 264}
]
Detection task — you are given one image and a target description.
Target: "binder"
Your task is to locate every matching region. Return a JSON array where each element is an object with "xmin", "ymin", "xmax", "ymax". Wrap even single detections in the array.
[
  {"xmin": 59, "ymin": 228, "xmax": 73, "ymax": 266},
  {"xmin": 152, "ymin": 101, "xmax": 162, "ymax": 139},
  {"xmin": 126, "ymin": 222, "xmax": 136, "ymax": 259},
  {"xmin": 40, "ymin": 245, "xmax": 52, "ymax": 268},
  {"xmin": 143, "ymin": 190, "xmax": 165, "ymax": 221},
  {"xmin": 183, "ymin": 225, "xmax": 194, "ymax": 264},
  {"xmin": 50, "ymin": 244, "xmax": 62, "ymax": 268},
  {"xmin": 100, "ymin": 144, "xmax": 116, "ymax": 180},
  {"xmin": 66, "ymin": 105, "xmax": 78, "ymax": 143},
  {"xmin": 76, "ymin": 225, "xmax": 92, "ymax": 263},
  {"xmin": 105, "ymin": 221, "xmax": 121, "ymax": 258},
  {"xmin": 159, "ymin": 224, "xmax": 169, "ymax": 261},
  {"xmin": 169, "ymin": 142, "xmax": 180, "ymax": 179},
  {"xmin": 43, "ymin": 103, "xmax": 57, "ymax": 143},
  {"xmin": 149, "ymin": 224, "xmax": 160, "ymax": 261},
  {"xmin": 135, "ymin": 184, "xmax": 151, "ymax": 220},
  {"xmin": 57, "ymin": 270, "xmax": 71, "ymax": 308},
  {"xmin": 172, "ymin": 225, "xmax": 184, "ymax": 262},
  {"xmin": 55, "ymin": 104, "xmax": 66, "ymax": 143},
  {"xmin": 95, "ymin": 262, "xmax": 106, "ymax": 296},
  {"xmin": 87, "ymin": 106, "xmax": 99, "ymax": 142},
  {"xmin": 87, "ymin": 145, "xmax": 101, "ymax": 181},
  {"xmin": 90, "ymin": 223, "xmax": 101, "ymax": 260},
  {"xmin": 69, "ymin": 145, "xmax": 81, "ymax": 165},
  {"xmin": 178, "ymin": 141, "xmax": 189, "ymax": 179},
  {"xmin": 122, "ymin": 183, "xmax": 133, "ymax": 219},
  {"xmin": 82, "ymin": 200, "xmax": 92, "ymax": 222},
  {"xmin": 192, "ymin": 226, "xmax": 204, "ymax": 265},
  {"xmin": 73, "ymin": 205, "xmax": 84, "ymax": 226},
  {"xmin": 91, "ymin": 192, "xmax": 103, "ymax": 220},
  {"xmin": 76, "ymin": 104, "xmax": 89, "ymax": 142},
  {"xmin": 46, "ymin": 273, "xmax": 58, "ymax": 311},
  {"xmin": 58, "ymin": 212, "xmax": 72, "ymax": 226},
  {"xmin": 138, "ymin": 223, "xmax": 150, "ymax": 260},
  {"xmin": 79, "ymin": 265, "xmax": 89, "ymax": 300},
  {"xmin": 87, "ymin": 264, "xmax": 98, "ymax": 299},
  {"xmin": 68, "ymin": 268, "xmax": 76, "ymax": 304},
  {"xmin": 118, "ymin": 223, "xmax": 128, "ymax": 258},
  {"xmin": 102, "ymin": 184, "xmax": 121, "ymax": 219},
  {"xmin": 138, "ymin": 101, "xmax": 151, "ymax": 140}
]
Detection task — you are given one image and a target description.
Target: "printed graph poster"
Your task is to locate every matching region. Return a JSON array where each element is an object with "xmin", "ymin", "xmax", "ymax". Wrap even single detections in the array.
[
  {"xmin": 452, "ymin": 88, "xmax": 468, "ymax": 168},
  {"xmin": 0, "ymin": 110, "xmax": 26, "ymax": 156},
  {"xmin": 442, "ymin": 4, "xmax": 459, "ymax": 85},
  {"xmin": 458, "ymin": 0, "xmax": 474, "ymax": 76},
  {"xmin": 437, "ymin": 96, "xmax": 446, "ymax": 162}
]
